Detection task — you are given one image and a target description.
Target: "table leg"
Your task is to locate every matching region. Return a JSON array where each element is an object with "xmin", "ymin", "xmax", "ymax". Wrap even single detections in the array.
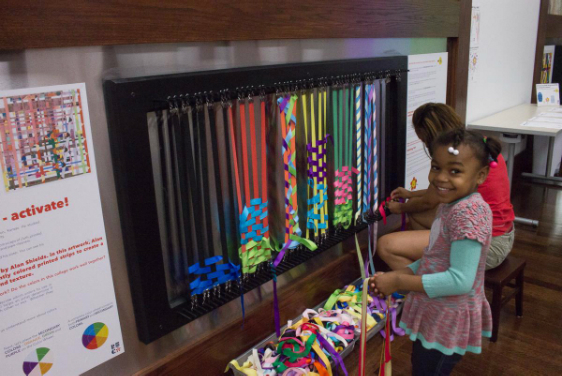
[
  {"xmin": 522, "ymin": 136, "xmax": 562, "ymax": 183},
  {"xmin": 546, "ymin": 136, "xmax": 554, "ymax": 178},
  {"xmin": 507, "ymin": 142, "xmax": 515, "ymax": 190},
  {"xmin": 514, "ymin": 217, "xmax": 538, "ymax": 227},
  {"xmin": 501, "ymin": 134, "xmax": 539, "ymax": 227}
]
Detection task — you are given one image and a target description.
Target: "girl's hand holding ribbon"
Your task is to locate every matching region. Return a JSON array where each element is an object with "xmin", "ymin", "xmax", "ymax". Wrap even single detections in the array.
[
  {"xmin": 370, "ymin": 272, "xmax": 400, "ymax": 297},
  {"xmin": 386, "ymin": 201, "xmax": 403, "ymax": 214},
  {"xmin": 390, "ymin": 187, "xmax": 412, "ymax": 200}
]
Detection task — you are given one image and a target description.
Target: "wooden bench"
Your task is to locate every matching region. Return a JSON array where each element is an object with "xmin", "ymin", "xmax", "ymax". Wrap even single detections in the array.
[{"xmin": 484, "ymin": 254, "xmax": 526, "ymax": 342}]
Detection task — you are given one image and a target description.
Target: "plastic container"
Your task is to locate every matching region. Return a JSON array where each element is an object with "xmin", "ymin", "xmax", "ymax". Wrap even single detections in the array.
[
  {"xmin": 229, "ymin": 330, "xmax": 356, "ymax": 376},
  {"xmin": 229, "ymin": 310, "xmax": 356, "ymax": 376},
  {"xmin": 229, "ymin": 278, "xmax": 405, "ymax": 375}
]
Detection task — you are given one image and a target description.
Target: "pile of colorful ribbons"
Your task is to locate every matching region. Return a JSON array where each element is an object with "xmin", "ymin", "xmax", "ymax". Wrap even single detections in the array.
[
  {"xmin": 228, "ymin": 281, "xmax": 405, "ymax": 376},
  {"xmin": 323, "ymin": 282, "xmax": 405, "ymax": 336}
]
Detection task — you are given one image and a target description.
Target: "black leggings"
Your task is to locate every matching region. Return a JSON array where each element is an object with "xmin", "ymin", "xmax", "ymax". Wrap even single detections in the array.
[{"xmin": 411, "ymin": 340, "xmax": 463, "ymax": 376}]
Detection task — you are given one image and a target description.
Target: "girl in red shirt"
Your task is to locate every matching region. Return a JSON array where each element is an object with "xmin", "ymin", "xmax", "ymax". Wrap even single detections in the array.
[{"xmin": 379, "ymin": 103, "xmax": 515, "ymax": 270}]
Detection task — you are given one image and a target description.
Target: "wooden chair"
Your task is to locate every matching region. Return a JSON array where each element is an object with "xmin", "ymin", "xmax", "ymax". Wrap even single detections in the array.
[{"xmin": 484, "ymin": 254, "xmax": 526, "ymax": 342}]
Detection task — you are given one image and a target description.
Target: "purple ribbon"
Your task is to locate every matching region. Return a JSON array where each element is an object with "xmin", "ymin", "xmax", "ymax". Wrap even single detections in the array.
[
  {"xmin": 279, "ymin": 96, "xmax": 289, "ymax": 112},
  {"xmin": 391, "ymin": 307, "xmax": 406, "ymax": 336},
  {"xmin": 315, "ymin": 333, "xmax": 348, "ymax": 376},
  {"xmin": 273, "ymin": 241, "xmax": 291, "ymax": 267},
  {"xmin": 273, "ymin": 278, "xmax": 281, "ymax": 338},
  {"xmin": 379, "ymin": 306, "xmax": 406, "ymax": 341}
]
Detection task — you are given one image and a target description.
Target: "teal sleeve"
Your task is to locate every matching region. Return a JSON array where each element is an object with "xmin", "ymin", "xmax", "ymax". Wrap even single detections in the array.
[
  {"xmin": 422, "ymin": 239, "xmax": 481, "ymax": 298},
  {"xmin": 407, "ymin": 259, "xmax": 421, "ymax": 274}
]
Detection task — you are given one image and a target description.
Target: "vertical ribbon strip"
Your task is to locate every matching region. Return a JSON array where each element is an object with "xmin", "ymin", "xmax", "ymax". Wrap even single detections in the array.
[
  {"xmin": 228, "ymin": 99, "xmax": 273, "ymax": 274},
  {"xmin": 274, "ymin": 94, "xmax": 317, "ymax": 267},
  {"xmin": 333, "ymin": 86, "xmax": 358, "ymax": 229},
  {"xmin": 304, "ymin": 90, "xmax": 331, "ymax": 238},
  {"xmin": 355, "ymin": 84, "xmax": 362, "ymax": 222}
]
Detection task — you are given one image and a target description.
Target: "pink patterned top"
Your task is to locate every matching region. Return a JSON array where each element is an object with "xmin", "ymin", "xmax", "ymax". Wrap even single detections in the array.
[{"xmin": 399, "ymin": 193, "xmax": 494, "ymax": 355}]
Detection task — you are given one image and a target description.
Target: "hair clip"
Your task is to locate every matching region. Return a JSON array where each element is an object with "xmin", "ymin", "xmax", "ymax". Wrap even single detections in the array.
[
  {"xmin": 483, "ymin": 136, "xmax": 488, "ymax": 143},
  {"xmin": 488, "ymin": 155, "xmax": 498, "ymax": 168},
  {"xmin": 448, "ymin": 146, "xmax": 459, "ymax": 156}
]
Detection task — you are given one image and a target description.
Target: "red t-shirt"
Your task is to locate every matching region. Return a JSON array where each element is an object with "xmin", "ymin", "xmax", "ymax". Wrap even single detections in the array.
[{"xmin": 477, "ymin": 154, "xmax": 515, "ymax": 236}]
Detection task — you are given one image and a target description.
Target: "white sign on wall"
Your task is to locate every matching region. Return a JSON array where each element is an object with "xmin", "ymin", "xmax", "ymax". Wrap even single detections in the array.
[
  {"xmin": 0, "ymin": 83, "xmax": 124, "ymax": 375},
  {"xmin": 405, "ymin": 53, "xmax": 448, "ymax": 191}
]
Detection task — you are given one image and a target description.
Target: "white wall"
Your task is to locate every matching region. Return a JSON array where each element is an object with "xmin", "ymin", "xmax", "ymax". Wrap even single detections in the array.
[
  {"xmin": 466, "ymin": 0, "xmax": 540, "ymax": 124},
  {"xmin": 466, "ymin": 0, "xmax": 541, "ymax": 160},
  {"xmin": 0, "ymin": 37, "xmax": 446, "ymax": 375}
]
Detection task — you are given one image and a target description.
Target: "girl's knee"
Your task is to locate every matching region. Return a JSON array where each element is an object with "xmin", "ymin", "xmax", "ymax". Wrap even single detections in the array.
[{"xmin": 377, "ymin": 235, "xmax": 393, "ymax": 257}]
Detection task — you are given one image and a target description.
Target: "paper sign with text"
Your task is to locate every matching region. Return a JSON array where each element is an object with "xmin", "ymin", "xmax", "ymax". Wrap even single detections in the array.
[
  {"xmin": 0, "ymin": 83, "xmax": 124, "ymax": 375},
  {"xmin": 405, "ymin": 53, "xmax": 448, "ymax": 191}
]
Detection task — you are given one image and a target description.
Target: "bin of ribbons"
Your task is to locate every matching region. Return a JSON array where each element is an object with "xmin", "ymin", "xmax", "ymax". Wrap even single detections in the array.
[{"xmin": 227, "ymin": 279, "xmax": 405, "ymax": 376}]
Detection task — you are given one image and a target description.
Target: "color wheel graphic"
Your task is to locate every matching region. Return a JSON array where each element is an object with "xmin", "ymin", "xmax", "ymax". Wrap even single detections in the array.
[
  {"xmin": 23, "ymin": 347, "xmax": 53, "ymax": 376},
  {"xmin": 82, "ymin": 322, "xmax": 109, "ymax": 350}
]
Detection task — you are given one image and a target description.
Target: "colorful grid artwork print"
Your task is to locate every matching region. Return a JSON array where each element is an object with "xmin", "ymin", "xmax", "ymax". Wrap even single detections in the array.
[{"xmin": 0, "ymin": 89, "xmax": 91, "ymax": 192}]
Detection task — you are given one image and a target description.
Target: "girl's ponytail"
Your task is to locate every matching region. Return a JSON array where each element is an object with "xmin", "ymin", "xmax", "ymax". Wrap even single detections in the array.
[{"xmin": 483, "ymin": 136, "xmax": 502, "ymax": 162}]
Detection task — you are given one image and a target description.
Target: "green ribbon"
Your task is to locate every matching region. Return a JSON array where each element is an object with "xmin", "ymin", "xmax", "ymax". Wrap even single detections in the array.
[
  {"xmin": 355, "ymin": 234, "xmax": 366, "ymax": 280},
  {"xmin": 323, "ymin": 289, "xmax": 342, "ymax": 310},
  {"xmin": 289, "ymin": 233, "xmax": 318, "ymax": 251},
  {"xmin": 240, "ymin": 237, "xmax": 273, "ymax": 273},
  {"xmin": 276, "ymin": 334, "xmax": 317, "ymax": 363},
  {"xmin": 333, "ymin": 200, "xmax": 353, "ymax": 229}
]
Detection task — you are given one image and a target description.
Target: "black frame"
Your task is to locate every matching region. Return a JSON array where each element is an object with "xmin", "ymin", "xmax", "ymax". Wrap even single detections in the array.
[{"xmin": 103, "ymin": 57, "xmax": 407, "ymax": 344}]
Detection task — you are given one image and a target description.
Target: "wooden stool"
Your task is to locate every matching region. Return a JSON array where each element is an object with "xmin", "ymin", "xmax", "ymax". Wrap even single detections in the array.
[{"xmin": 484, "ymin": 254, "xmax": 526, "ymax": 342}]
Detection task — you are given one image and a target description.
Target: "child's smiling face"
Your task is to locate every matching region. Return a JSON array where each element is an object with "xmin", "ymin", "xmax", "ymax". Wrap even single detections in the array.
[{"xmin": 429, "ymin": 144, "xmax": 489, "ymax": 204}]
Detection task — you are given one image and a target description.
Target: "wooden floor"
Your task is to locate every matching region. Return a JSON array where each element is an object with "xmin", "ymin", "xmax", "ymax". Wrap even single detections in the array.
[{"xmin": 343, "ymin": 179, "xmax": 562, "ymax": 375}]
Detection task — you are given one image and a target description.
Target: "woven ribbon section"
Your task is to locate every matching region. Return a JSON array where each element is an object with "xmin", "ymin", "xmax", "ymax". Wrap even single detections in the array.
[
  {"xmin": 239, "ymin": 198, "xmax": 273, "ymax": 273},
  {"xmin": 306, "ymin": 134, "xmax": 332, "ymax": 232},
  {"xmin": 334, "ymin": 166, "xmax": 359, "ymax": 228},
  {"xmin": 188, "ymin": 256, "xmax": 240, "ymax": 295}
]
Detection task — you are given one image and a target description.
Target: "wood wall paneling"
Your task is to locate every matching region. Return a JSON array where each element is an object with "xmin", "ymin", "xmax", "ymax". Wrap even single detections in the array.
[
  {"xmin": 546, "ymin": 14, "xmax": 562, "ymax": 38},
  {"xmin": 447, "ymin": 37, "xmax": 460, "ymax": 111},
  {"xmin": 446, "ymin": 0, "xmax": 472, "ymax": 122},
  {"xmin": 0, "ymin": 0, "xmax": 460, "ymax": 50},
  {"xmin": 532, "ymin": 0, "xmax": 550, "ymax": 104}
]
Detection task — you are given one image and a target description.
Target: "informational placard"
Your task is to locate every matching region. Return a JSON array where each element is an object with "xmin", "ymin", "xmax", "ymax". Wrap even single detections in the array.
[
  {"xmin": 536, "ymin": 83, "xmax": 560, "ymax": 106},
  {"xmin": 405, "ymin": 53, "xmax": 448, "ymax": 191},
  {"xmin": 0, "ymin": 84, "xmax": 124, "ymax": 375}
]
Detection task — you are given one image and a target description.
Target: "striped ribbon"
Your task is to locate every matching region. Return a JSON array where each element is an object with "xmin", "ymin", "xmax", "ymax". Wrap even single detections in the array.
[
  {"xmin": 363, "ymin": 84, "xmax": 372, "ymax": 214},
  {"xmin": 279, "ymin": 94, "xmax": 301, "ymax": 249},
  {"xmin": 362, "ymin": 83, "xmax": 378, "ymax": 215},
  {"xmin": 365, "ymin": 81, "xmax": 379, "ymax": 277},
  {"xmin": 372, "ymin": 84, "xmax": 378, "ymax": 215},
  {"xmin": 368, "ymin": 83, "xmax": 379, "ymax": 277},
  {"xmin": 355, "ymin": 84, "xmax": 362, "ymax": 222}
]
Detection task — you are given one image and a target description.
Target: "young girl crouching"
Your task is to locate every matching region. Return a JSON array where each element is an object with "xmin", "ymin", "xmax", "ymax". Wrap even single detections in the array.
[{"xmin": 370, "ymin": 129, "xmax": 500, "ymax": 375}]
